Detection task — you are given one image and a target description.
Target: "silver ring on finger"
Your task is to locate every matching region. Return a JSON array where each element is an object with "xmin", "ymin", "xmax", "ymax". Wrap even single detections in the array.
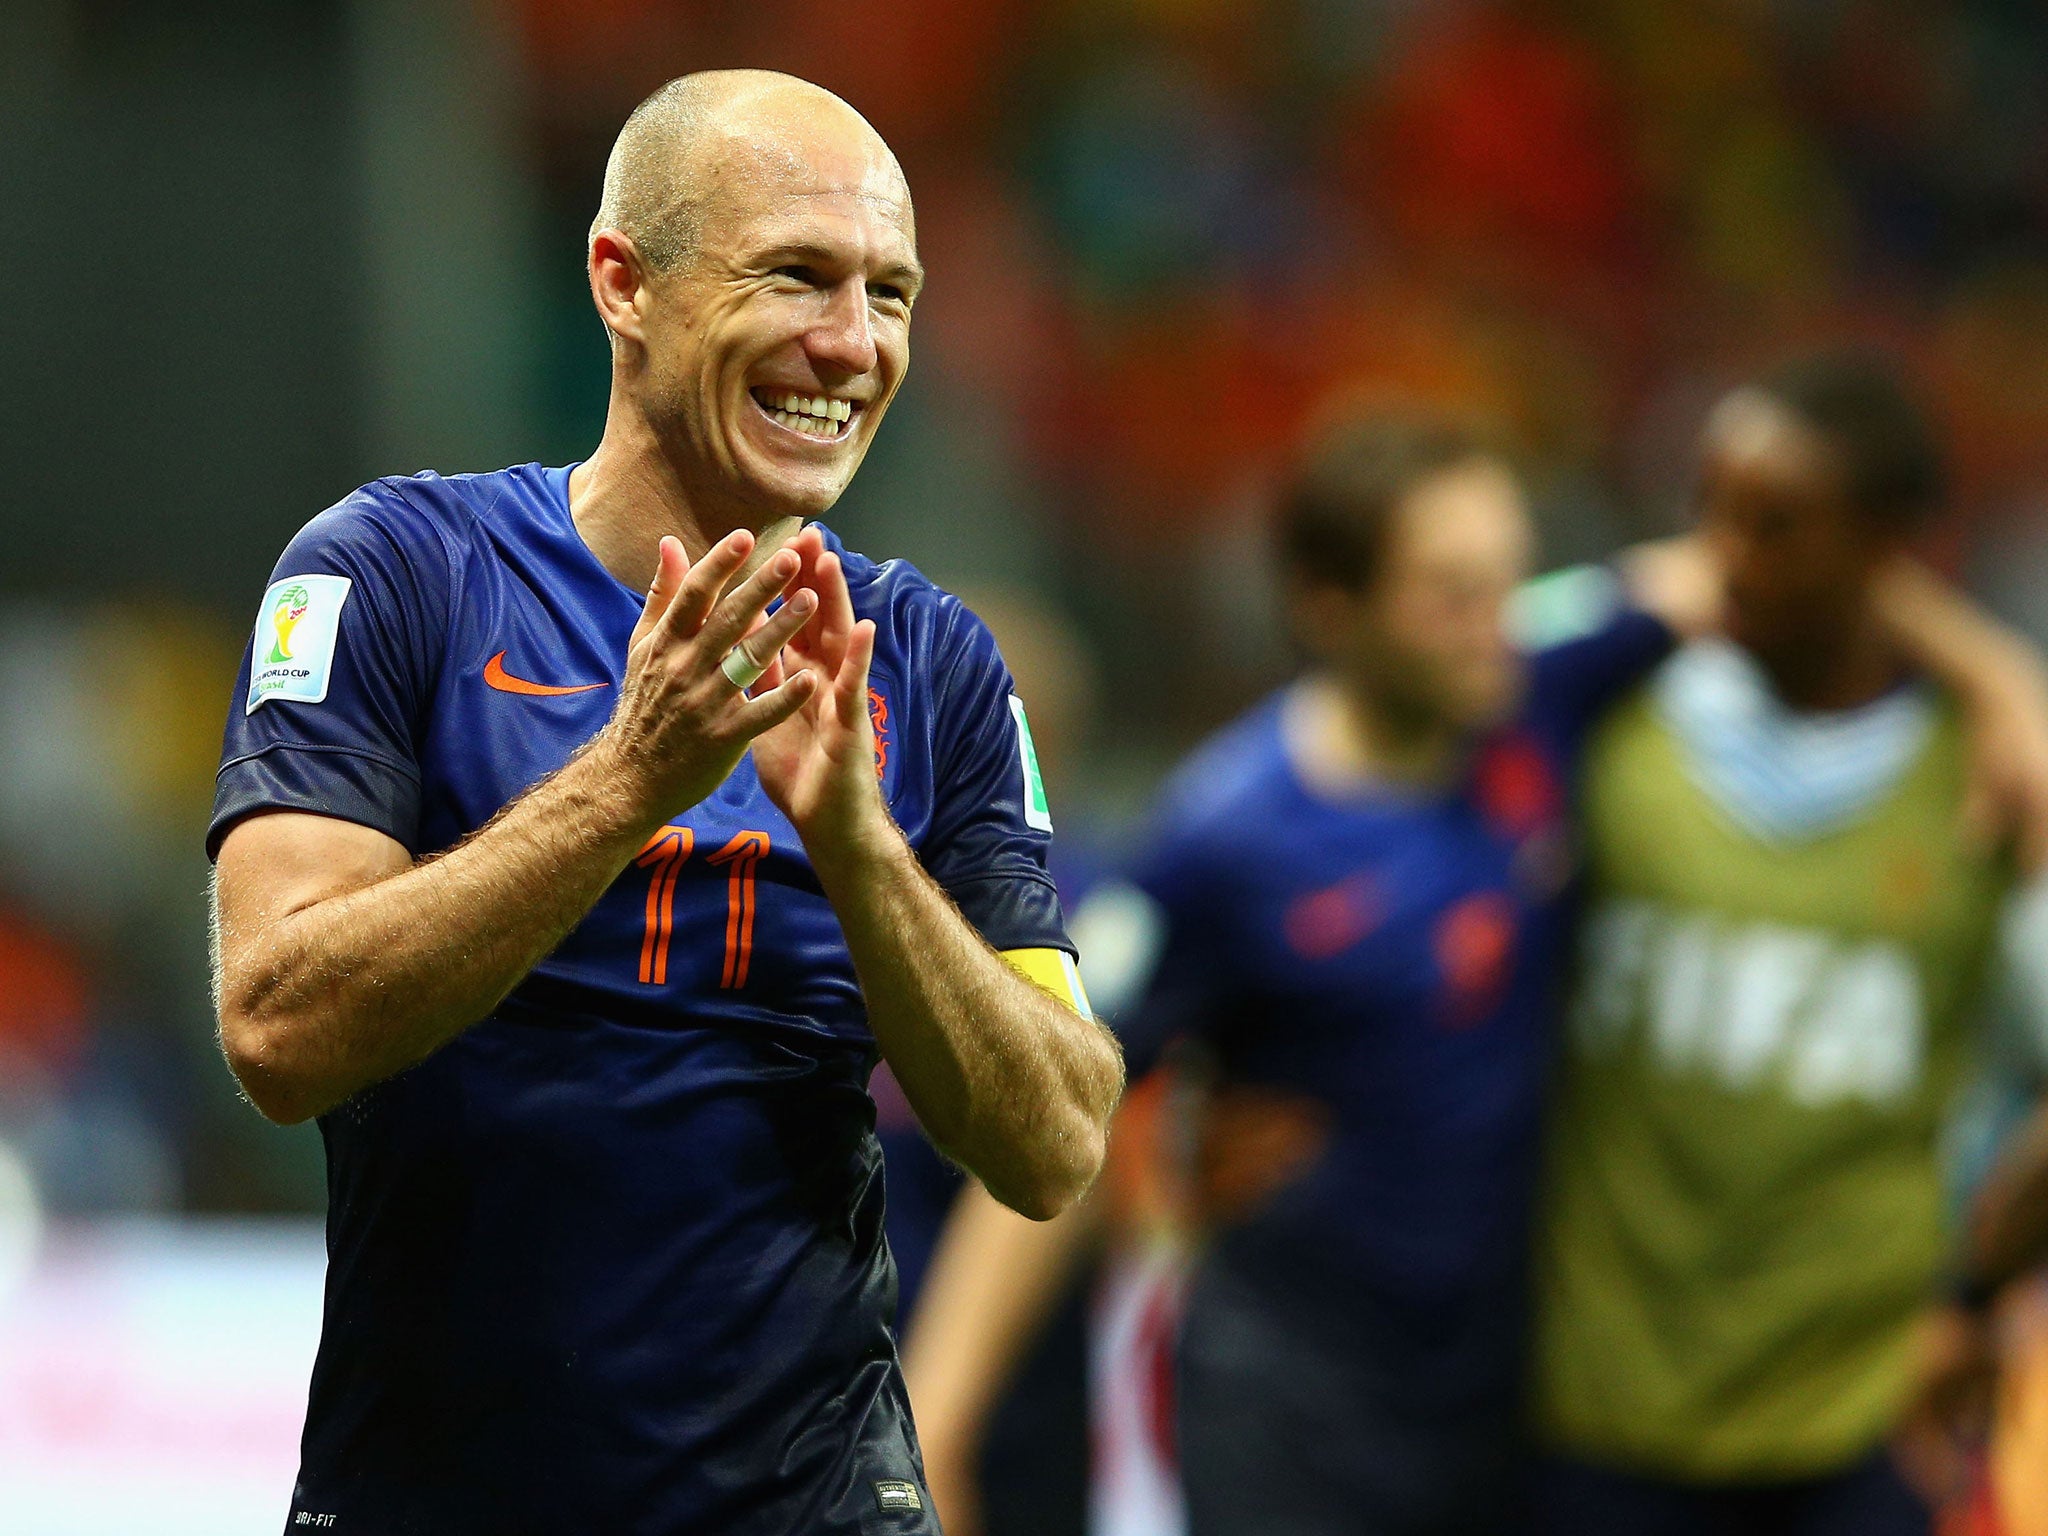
[{"xmin": 720, "ymin": 641, "xmax": 768, "ymax": 691}]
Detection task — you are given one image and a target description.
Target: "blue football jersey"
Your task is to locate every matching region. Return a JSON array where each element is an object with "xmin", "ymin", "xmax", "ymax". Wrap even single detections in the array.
[
  {"xmin": 209, "ymin": 463, "xmax": 1071, "ymax": 1536},
  {"xmin": 1120, "ymin": 609, "xmax": 1671, "ymax": 1374}
]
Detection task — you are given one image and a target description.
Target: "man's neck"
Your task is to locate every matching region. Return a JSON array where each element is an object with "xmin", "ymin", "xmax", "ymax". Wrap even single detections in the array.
[
  {"xmin": 1285, "ymin": 673, "xmax": 1463, "ymax": 797},
  {"xmin": 568, "ymin": 408, "xmax": 801, "ymax": 590},
  {"xmin": 1752, "ymin": 610, "xmax": 1901, "ymax": 713}
]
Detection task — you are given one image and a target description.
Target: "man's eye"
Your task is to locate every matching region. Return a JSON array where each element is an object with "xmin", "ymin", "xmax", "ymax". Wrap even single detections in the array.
[
  {"xmin": 772, "ymin": 265, "xmax": 819, "ymax": 285},
  {"xmin": 869, "ymin": 284, "xmax": 907, "ymax": 305}
]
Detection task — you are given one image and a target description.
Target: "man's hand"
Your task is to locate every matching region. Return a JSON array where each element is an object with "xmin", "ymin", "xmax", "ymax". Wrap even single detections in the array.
[
  {"xmin": 1192, "ymin": 1081, "xmax": 1332, "ymax": 1228},
  {"xmin": 595, "ymin": 529, "xmax": 822, "ymax": 823},
  {"xmin": 1893, "ymin": 1302, "xmax": 2000, "ymax": 1508},
  {"xmin": 747, "ymin": 531, "xmax": 888, "ymax": 849},
  {"xmin": 1619, "ymin": 534, "xmax": 1724, "ymax": 640}
]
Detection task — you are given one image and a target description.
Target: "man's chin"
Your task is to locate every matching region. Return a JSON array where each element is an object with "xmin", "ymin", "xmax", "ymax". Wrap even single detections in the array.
[
  {"xmin": 734, "ymin": 466, "xmax": 851, "ymax": 524},
  {"xmin": 731, "ymin": 441, "xmax": 866, "ymax": 519}
]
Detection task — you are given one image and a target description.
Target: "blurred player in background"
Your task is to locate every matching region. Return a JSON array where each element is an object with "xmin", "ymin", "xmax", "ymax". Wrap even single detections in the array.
[
  {"xmin": 1532, "ymin": 356, "xmax": 2048, "ymax": 1536},
  {"xmin": 1107, "ymin": 416, "xmax": 1695, "ymax": 1536},
  {"xmin": 205, "ymin": 70, "xmax": 1120, "ymax": 1536}
]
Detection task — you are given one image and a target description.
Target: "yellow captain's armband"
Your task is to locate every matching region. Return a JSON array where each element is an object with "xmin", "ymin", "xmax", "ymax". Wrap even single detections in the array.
[{"xmin": 1001, "ymin": 948, "xmax": 1093, "ymax": 1018}]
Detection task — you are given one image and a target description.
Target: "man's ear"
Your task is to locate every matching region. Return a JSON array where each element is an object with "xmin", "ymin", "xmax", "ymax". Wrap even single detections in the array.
[{"xmin": 590, "ymin": 229, "xmax": 651, "ymax": 347}]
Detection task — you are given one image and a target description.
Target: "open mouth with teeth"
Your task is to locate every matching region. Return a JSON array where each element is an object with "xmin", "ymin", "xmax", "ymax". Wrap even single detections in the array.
[{"xmin": 750, "ymin": 388, "xmax": 857, "ymax": 440}]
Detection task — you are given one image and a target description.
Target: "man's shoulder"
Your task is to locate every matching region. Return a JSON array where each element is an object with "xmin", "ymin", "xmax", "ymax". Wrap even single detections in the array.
[
  {"xmin": 819, "ymin": 526, "xmax": 961, "ymax": 621},
  {"xmin": 288, "ymin": 463, "xmax": 548, "ymax": 567},
  {"xmin": 1150, "ymin": 696, "xmax": 1292, "ymax": 846},
  {"xmin": 816, "ymin": 526, "xmax": 997, "ymax": 685}
]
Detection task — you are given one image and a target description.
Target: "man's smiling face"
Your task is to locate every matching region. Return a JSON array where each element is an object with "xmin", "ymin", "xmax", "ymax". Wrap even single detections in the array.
[{"xmin": 635, "ymin": 119, "xmax": 921, "ymax": 521}]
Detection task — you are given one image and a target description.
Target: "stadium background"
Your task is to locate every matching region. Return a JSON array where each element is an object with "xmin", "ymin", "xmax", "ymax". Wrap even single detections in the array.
[{"xmin": 4, "ymin": 0, "xmax": 2048, "ymax": 1527}]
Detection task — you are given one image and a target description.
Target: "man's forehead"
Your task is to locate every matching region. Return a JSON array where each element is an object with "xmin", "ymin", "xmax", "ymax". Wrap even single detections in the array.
[
  {"xmin": 1707, "ymin": 391, "xmax": 1829, "ymax": 474},
  {"xmin": 699, "ymin": 130, "xmax": 913, "ymax": 244},
  {"xmin": 756, "ymin": 181, "xmax": 913, "ymax": 226},
  {"xmin": 719, "ymin": 193, "xmax": 916, "ymax": 266}
]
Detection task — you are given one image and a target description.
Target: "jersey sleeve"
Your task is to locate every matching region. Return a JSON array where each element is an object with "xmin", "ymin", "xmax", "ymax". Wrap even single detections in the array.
[
  {"xmin": 1514, "ymin": 565, "xmax": 1676, "ymax": 752},
  {"xmin": 918, "ymin": 600, "xmax": 1073, "ymax": 955},
  {"xmin": 207, "ymin": 486, "xmax": 454, "ymax": 861}
]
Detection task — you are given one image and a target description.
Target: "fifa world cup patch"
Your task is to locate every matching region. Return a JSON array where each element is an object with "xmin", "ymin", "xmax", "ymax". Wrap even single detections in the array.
[
  {"xmin": 1010, "ymin": 694, "xmax": 1053, "ymax": 832},
  {"xmin": 247, "ymin": 573, "xmax": 353, "ymax": 715},
  {"xmin": 872, "ymin": 1481, "xmax": 924, "ymax": 1514}
]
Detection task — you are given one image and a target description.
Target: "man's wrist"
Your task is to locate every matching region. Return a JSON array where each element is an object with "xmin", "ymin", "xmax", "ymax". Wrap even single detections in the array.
[
  {"xmin": 801, "ymin": 798, "xmax": 907, "ymax": 891},
  {"xmin": 561, "ymin": 731, "xmax": 670, "ymax": 850}
]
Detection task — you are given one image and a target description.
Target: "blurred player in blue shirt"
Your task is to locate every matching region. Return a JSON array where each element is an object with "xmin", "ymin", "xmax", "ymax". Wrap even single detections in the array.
[
  {"xmin": 1120, "ymin": 416, "xmax": 1680, "ymax": 1536},
  {"xmin": 206, "ymin": 71, "xmax": 1121, "ymax": 1536}
]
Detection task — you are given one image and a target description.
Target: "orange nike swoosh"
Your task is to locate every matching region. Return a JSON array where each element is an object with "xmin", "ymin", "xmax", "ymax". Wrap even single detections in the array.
[{"xmin": 482, "ymin": 651, "xmax": 606, "ymax": 697}]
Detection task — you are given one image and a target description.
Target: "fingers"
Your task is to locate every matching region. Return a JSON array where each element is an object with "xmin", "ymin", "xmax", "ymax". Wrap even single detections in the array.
[
  {"xmin": 698, "ymin": 543, "xmax": 807, "ymax": 656},
  {"xmin": 730, "ymin": 666, "xmax": 819, "ymax": 737},
  {"xmin": 727, "ymin": 586, "xmax": 819, "ymax": 685},
  {"xmin": 788, "ymin": 547, "xmax": 856, "ymax": 665},
  {"xmin": 833, "ymin": 619, "xmax": 877, "ymax": 730},
  {"xmin": 659, "ymin": 529, "xmax": 756, "ymax": 642},
  {"xmin": 784, "ymin": 526, "xmax": 829, "ymax": 616},
  {"xmin": 630, "ymin": 536, "xmax": 690, "ymax": 653},
  {"xmin": 816, "ymin": 551, "xmax": 857, "ymax": 650}
]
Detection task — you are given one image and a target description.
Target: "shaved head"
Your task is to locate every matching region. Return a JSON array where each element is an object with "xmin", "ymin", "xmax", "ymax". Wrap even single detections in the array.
[{"xmin": 592, "ymin": 70, "xmax": 909, "ymax": 273}]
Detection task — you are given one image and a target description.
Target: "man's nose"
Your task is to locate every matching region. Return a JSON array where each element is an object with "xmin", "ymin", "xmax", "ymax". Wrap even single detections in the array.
[{"xmin": 806, "ymin": 280, "xmax": 879, "ymax": 377}]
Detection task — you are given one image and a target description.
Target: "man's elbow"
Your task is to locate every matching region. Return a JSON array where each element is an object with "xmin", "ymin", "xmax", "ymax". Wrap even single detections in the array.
[
  {"xmin": 217, "ymin": 1003, "xmax": 328, "ymax": 1126},
  {"xmin": 987, "ymin": 1115, "xmax": 1110, "ymax": 1223}
]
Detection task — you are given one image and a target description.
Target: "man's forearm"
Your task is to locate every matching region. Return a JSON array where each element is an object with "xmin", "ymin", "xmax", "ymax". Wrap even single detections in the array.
[
  {"xmin": 1876, "ymin": 559, "xmax": 2043, "ymax": 703},
  {"xmin": 218, "ymin": 743, "xmax": 660, "ymax": 1122},
  {"xmin": 1874, "ymin": 558, "xmax": 2048, "ymax": 873},
  {"xmin": 903, "ymin": 1179, "xmax": 1100, "ymax": 1531},
  {"xmin": 809, "ymin": 822, "xmax": 1124, "ymax": 1218}
]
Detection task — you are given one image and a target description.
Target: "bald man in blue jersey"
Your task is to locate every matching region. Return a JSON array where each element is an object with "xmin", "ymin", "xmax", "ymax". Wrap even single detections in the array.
[{"xmin": 206, "ymin": 71, "xmax": 1121, "ymax": 1536}]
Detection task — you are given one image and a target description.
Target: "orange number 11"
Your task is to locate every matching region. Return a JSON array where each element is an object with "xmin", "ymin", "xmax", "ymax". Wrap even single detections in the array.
[{"xmin": 634, "ymin": 827, "xmax": 771, "ymax": 988}]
